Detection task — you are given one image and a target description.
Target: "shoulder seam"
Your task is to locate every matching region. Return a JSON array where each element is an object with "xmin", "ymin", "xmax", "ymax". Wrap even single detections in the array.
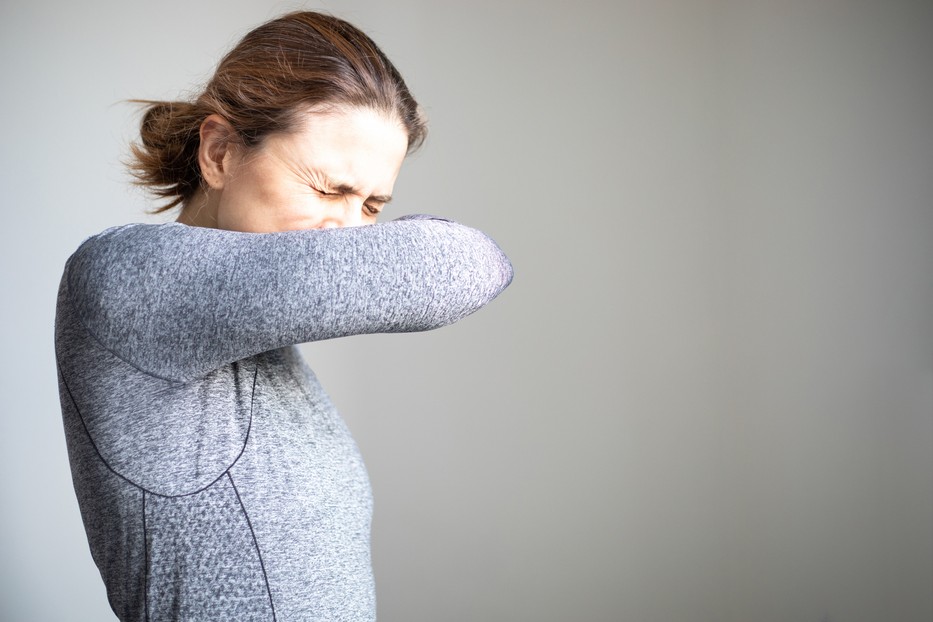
[
  {"xmin": 64, "ymin": 226, "xmax": 189, "ymax": 384},
  {"xmin": 56, "ymin": 353, "xmax": 259, "ymax": 498}
]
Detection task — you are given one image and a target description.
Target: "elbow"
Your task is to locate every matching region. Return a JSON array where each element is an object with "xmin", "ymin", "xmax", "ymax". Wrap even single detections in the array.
[
  {"xmin": 472, "ymin": 226, "xmax": 513, "ymax": 299},
  {"xmin": 396, "ymin": 217, "xmax": 514, "ymax": 330},
  {"xmin": 454, "ymin": 224, "xmax": 514, "ymax": 312},
  {"xmin": 497, "ymin": 245, "xmax": 514, "ymax": 293}
]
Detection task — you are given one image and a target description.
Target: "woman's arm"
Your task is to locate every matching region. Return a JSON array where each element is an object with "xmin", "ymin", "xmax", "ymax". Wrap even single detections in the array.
[{"xmin": 64, "ymin": 215, "xmax": 512, "ymax": 382}]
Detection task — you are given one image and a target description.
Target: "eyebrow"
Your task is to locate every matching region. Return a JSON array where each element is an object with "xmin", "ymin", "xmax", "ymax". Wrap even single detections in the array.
[{"xmin": 318, "ymin": 172, "xmax": 393, "ymax": 204}]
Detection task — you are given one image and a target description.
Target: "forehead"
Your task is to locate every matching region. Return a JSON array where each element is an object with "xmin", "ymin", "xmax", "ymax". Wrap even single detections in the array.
[{"xmin": 268, "ymin": 107, "xmax": 409, "ymax": 188}]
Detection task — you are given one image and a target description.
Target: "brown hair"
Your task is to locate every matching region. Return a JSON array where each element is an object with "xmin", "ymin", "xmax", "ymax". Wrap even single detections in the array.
[{"xmin": 129, "ymin": 11, "xmax": 427, "ymax": 212}]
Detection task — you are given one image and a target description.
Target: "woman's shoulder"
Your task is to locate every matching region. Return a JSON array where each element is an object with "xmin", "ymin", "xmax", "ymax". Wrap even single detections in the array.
[
  {"xmin": 66, "ymin": 222, "xmax": 248, "ymax": 282},
  {"xmin": 62, "ymin": 223, "xmax": 197, "ymax": 323},
  {"xmin": 71, "ymin": 222, "xmax": 186, "ymax": 257}
]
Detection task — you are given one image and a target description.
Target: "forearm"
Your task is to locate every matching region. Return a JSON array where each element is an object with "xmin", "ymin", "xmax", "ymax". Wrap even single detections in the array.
[{"xmin": 65, "ymin": 216, "xmax": 512, "ymax": 381}]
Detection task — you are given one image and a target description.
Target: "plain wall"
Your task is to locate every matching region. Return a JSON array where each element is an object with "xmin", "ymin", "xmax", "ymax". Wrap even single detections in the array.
[{"xmin": 1, "ymin": 1, "xmax": 930, "ymax": 621}]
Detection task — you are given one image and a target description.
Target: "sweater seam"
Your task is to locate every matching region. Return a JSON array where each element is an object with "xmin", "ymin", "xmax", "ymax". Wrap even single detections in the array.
[
  {"xmin": 143, "ymin": 491, "xmax": 150, "ymax": 622},
  {"xmin": 228, "ymin": 471, "xmax": 277, "ymax": 621},
  {"xmin": 55, "ymin": 355, "xmax": 259, "ymax": 499},
  {"xmin": 64, "ymin": 251, "xmax": 190, "ymax": 384}
]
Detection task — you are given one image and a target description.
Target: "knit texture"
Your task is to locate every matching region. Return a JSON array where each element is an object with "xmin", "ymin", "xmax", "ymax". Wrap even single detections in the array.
[{"xmin": 55, "ymin": 216, "xmax": 512, "ymax": 621}]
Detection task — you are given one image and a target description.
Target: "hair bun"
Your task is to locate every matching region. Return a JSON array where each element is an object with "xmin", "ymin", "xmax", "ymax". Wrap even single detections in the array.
[{"xmin": 128, "ymin": 100, "xmax": 204, "ymax": 210}]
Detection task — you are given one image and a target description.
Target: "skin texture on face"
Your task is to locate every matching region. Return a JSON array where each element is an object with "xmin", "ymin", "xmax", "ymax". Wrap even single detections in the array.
[{"xmin": 179, "ymin": 106, "xmax": 410, "ymax": 233}]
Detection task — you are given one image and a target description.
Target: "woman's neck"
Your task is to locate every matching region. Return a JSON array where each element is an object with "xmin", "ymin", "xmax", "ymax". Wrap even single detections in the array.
[{"xmin": 176, "ymin": 189, "xmax": 219, "ymax": 228}]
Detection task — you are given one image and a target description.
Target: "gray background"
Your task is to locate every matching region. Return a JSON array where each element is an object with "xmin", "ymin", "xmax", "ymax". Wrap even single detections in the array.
[{"xmin": 1, "ymin": 1, "xmax": 931, "ymax": 621}]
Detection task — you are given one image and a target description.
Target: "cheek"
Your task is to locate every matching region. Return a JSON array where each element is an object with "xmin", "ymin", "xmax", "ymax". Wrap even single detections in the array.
[
  {"xmin": 218, "ymin": 172, "xmax": 296, "ymax": 231},
  {"xmin": 216, "ymin": 179, "xmax": 267, "ymax": 231},
  {"xmin": 291, "ymin": 194, "xmax": 334, "ymax": 229},
  {"xmin": 228, "ymin": 183, "xmax": 334, "ymax": 232}
]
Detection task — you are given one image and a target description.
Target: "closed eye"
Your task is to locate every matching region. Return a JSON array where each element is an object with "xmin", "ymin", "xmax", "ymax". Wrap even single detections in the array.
[{"xmin": 310, "ymin": 177, "xmax": 392, "ymax": 218}]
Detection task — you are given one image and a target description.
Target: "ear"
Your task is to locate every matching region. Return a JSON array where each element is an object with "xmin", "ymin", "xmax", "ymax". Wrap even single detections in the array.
[{"xmin": 198, "ymin": 114, "xmax": 238, "ymax": 190}]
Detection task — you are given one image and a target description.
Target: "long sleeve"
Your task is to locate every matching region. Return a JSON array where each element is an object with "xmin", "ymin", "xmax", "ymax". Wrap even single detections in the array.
[{"xmin": 63, "ymin": 215, "xmax": 512, "ymax": 382}]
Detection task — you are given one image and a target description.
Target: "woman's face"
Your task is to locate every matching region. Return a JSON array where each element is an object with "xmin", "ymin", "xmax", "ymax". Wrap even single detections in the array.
[{"xmin": 187, "ymin": 106, "xmax": 409, "ymax": 233}]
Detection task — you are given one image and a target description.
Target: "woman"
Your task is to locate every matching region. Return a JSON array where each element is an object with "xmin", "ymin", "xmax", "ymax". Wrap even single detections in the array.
[{"xmin": 54, "ymin": 11, "xmax": 512, "ymax": 622}]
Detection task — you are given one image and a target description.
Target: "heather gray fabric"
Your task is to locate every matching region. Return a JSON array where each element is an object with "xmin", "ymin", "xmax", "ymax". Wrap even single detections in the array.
[{"xmin": 54, "ymin": 215, "xmax": 512, "ymax": 622}]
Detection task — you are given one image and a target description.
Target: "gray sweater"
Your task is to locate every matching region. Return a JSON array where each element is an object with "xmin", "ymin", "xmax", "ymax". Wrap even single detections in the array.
[{"xmin": 54, "ymin": 215, "xmax": 512, "ymax": 621}]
